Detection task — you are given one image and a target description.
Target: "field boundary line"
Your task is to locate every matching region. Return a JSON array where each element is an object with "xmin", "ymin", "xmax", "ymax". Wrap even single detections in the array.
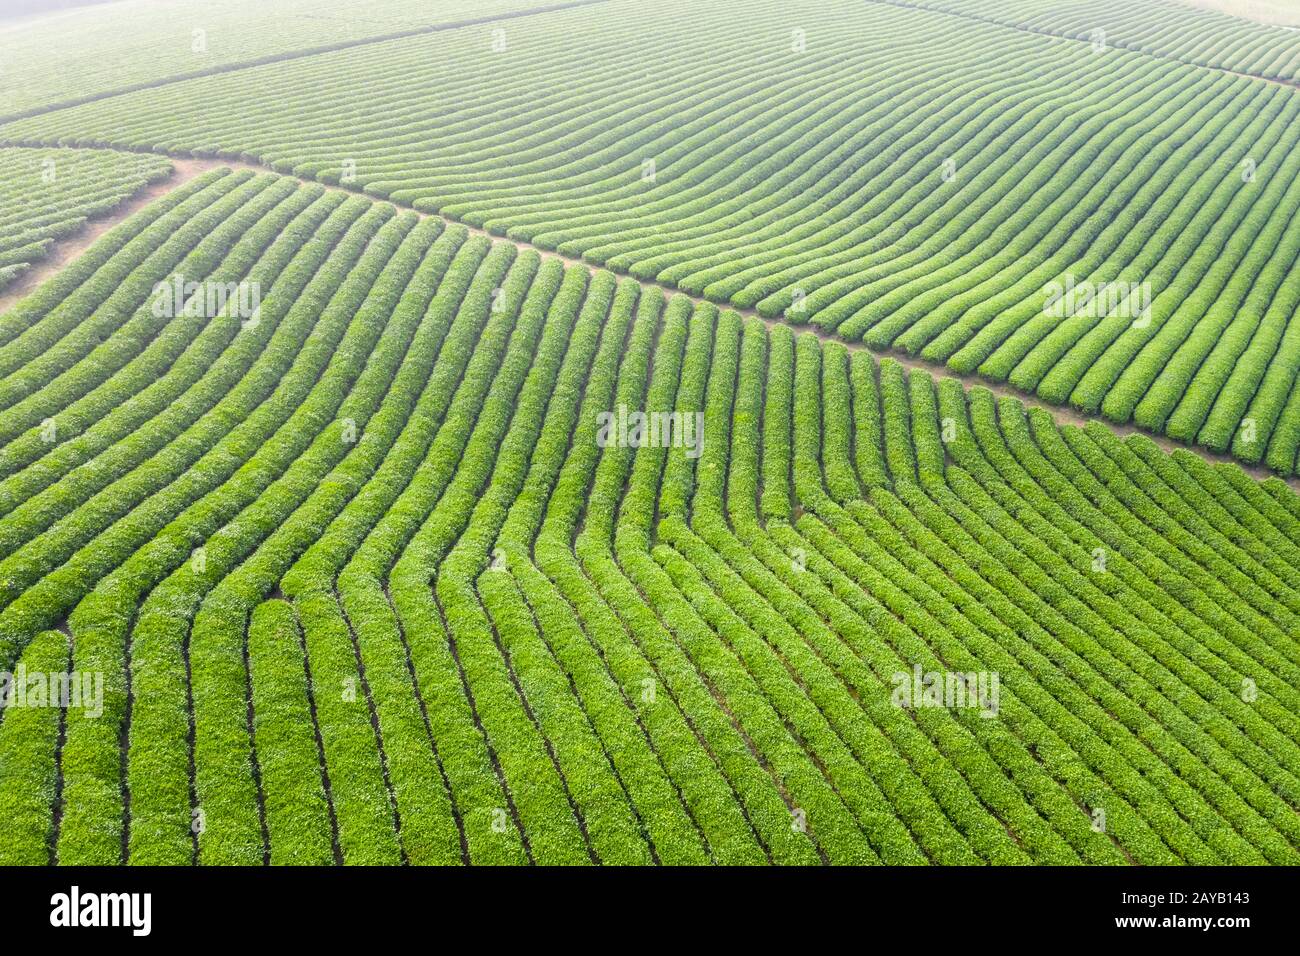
[{"xmin": 3, "ymin": 144, "xmax": 1297, "ymax": 493}]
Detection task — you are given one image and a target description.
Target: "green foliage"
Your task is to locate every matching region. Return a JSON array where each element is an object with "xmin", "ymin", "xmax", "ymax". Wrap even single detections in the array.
[{"xmin": 1, "ymin": 165, "xmax": 1298, "ymax": 868}]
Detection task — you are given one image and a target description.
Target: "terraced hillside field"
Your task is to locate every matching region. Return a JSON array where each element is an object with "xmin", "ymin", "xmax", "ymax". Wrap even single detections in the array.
[
  {"xmin": 10, "ymin": 0, "xmax": 1300, "ymax": 474},
  {"xmin": 0, "ymin": 0, "xmax": 599, "ymax": 120},
  {"xmin": 1, "ymin": 0, "xmax": 1299, "ymax": 872},
  {"xmin": 1, "ymin": 168, "xmax": 1299, "ymax": 866}
]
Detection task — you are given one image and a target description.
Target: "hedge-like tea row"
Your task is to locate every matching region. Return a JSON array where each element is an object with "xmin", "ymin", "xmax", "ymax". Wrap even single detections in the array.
[{"xmin": 1, "ymin": 169, "xmax": 1299, "ymax": 865}]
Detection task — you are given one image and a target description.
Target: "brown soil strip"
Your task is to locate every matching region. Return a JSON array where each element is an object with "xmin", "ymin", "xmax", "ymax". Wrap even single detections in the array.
[{"xmin": 5, "ymin": 148, "xmax": 1298, "ymax": 494}]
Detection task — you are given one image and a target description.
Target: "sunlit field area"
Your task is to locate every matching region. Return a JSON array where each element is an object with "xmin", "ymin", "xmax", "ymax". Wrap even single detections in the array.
[{"xmin": 1, "ymin": 0, "xmax": 1299, "ymax": 883}]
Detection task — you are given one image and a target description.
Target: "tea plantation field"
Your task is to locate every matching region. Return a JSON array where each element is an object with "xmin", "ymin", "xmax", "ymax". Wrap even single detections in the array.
[{"xmin": 0, "ymin": 0, "xmax": 1298, "ymax": 866}]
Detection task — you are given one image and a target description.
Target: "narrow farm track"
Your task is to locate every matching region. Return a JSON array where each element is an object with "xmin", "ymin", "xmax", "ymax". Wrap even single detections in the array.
[
  {"xmin": 1221, "ymin": 68, "xmax": 1300, "ymax": 88},
  {"xmin": 865, "ymin": 0, "xmax": 1300, "ymax": 90},
  {"xmin": 4, "ymin": 147, "xmax": 1297, "ymax": 492},
  {"xmin": 889, "ymin": 0, "xmax": 1300, "ymax": 91},
  {"xmin": 1, "ymin": 164, "xmax": 1299, "ymax": 866}
]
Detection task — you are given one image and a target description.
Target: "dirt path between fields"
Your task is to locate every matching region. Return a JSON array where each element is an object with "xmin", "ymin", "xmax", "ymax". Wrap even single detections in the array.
[
  {"xmin": 5, "ymin": 148, "xmax": 1298, "ymax": 493},
  {"xmin": 1221, "ymin": 68, "xmax": 1300, "ymax": 89}
]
